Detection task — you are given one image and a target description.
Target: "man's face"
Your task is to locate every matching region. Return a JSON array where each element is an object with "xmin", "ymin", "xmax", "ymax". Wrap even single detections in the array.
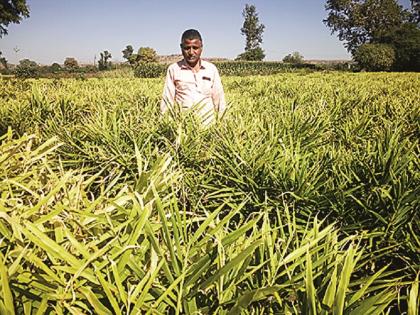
[{"xmin": 181, "ymin": 38, "xmax": 203, "ymax": 67}]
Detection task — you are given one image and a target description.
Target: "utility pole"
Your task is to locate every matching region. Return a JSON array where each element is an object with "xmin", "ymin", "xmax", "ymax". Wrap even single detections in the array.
[{"xmin": 13, "ymin": 46, "xmax": 20, "ymax": 64}]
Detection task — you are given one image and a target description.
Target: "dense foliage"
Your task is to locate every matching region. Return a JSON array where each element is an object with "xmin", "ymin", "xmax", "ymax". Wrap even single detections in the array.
[
  {"xmin": 0, "ymin": 0, "xmax": 29, "ymax": 37},
  {"xmin": 137, "ymin": 47, "xmax": 158, "ymax": 63},
  {"xmin": 134, "ymin": 62, "xmax": 165, "ymax": 78},
  {"xmin": 14, "ymin": 58, "xmax": 39, "ymax": 78},
  {"xmin": 379, "ymin": 22, "xmax": 420, "ymax": 71},
  {"xmin": 353, "ymin": 43, "xmax": 395, "ymax": 71},
  {"xmin": 324, "ymin": 0, "xmax": 420, "ymax": 71},
  {"xmin": 235, "ymin": 47, "xmax": 265, "ymax": 61},
  {"xmin": 324, "ymin": 0, "xmax": 406, "ymax": 53},
  {"xmin": 3, "ymin": 61, "xmax": 347, "ymax": 79},
  {"xmin": 121, "ymin": 46, "xmax": 159, "ymax": 68},
  {"xmin": 0, "ymin": 73, "xmax": 419, "ymax": 313},
  {"xmin": 132, "ymin": 61, "xmax": 345, "ymax": 78}
]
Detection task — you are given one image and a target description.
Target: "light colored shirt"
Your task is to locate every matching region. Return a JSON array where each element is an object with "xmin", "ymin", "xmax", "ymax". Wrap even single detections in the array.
[{"xmin": 161, "ymin": 59, "xmax": 226, "ymax": 123}]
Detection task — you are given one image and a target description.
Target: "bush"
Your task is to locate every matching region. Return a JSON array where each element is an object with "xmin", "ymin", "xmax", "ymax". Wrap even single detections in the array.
[
  {"xmin": 134, "ymin": 62, "xmax": 166, "ymax": 78},
  {"xmin": 235, "ymin": 47, "xmax": 265, "ymax": 61},
  {"xmin": 15, "ymin": 59, "xmax": 40, "ymax": 78},
  {"xmin": 282, "ymin": 51, "xmax": 304, "ymax": 64},
  {"xmin": 353, "ymin": 43, "xmax": 395, "ymax": 71}
]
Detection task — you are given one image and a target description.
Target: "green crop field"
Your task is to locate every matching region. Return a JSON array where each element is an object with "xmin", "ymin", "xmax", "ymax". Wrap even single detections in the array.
[{"xmin": 0, "ymin": 72, "xmax": 419, "ymax": 314}]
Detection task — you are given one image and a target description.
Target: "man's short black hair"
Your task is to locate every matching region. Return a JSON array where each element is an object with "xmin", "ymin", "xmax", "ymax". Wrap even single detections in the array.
[{"xmin": 181, "ymin": 29, "xmax": 202, "ymax": 43}]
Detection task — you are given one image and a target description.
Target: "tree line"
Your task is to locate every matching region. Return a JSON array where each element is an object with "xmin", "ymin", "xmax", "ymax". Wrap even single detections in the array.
[{"xmin": 1, "ymin": 0, "xmax": 419, "ymax": 72}]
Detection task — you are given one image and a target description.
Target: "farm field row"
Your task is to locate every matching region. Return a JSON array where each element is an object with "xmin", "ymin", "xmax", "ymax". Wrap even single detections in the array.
[{"xmin": 0, "ymin": 72, "xmax": 419, "ymax": 313}]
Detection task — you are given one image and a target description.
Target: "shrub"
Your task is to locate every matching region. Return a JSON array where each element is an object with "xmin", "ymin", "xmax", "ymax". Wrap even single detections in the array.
[
  {"xmin": 134, "ymin": 62, "xmax": 166, "ymax": 78},
  {"xmin": 353, "ymin": 43, "xmax": 395, "ymax": 71},
  {"xmin": 15, "ymin": 59, "xmax": 40, "ymax": 78},
  {"xmin": 282, "ymin": 51, "xmax": 304, "ymax": 64}
]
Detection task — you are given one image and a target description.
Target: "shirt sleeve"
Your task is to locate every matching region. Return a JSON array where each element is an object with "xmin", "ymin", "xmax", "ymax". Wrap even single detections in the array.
[
  {"xmin": 160, "ymin": 66, "xmax": 175, "ymax": 113},
  {"xmin": 211, "ymin": 67, "xmax": 226, "ymax": 113}
]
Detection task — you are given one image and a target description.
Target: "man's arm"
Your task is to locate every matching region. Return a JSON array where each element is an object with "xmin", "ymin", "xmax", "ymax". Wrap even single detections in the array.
[
  {"xmin": 212, "ymin": 67, "xmax": 226, "ymax": 114},
  {"xmin": 161, "ymin": 67, "xmax": 175, "ymax": 113}
]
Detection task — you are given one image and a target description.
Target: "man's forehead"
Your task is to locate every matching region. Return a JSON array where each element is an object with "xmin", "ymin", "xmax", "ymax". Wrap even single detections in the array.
[{"xmin": 182, "ymin": 38, "xmax": 202, "ymax": 46}]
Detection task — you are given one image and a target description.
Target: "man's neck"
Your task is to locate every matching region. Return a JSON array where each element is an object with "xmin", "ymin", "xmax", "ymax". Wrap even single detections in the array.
[{"xmin": 185, "ymin": 59, "xmax": 201, "ymax": 73}]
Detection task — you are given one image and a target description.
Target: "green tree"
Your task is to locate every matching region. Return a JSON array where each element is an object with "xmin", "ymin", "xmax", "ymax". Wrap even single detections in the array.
[
  {"xmin": 50, "ymin": 62, "xmax": 61, "ymax": 73},
  {"xmin": 122, "ymin": 45, "xmax": 135, "ymax": 64},
  {"xmin": 324, "ymin": 0, "xmax": 407, "ymax": 53},
  {"xmin": 238, "ymin": 4, "xmax": 265, "ymax": 61},
  {"xmin": 137, "ymin": 47, "xmax": 158, "ymax": 63},
  {"xmin": 64, "ymin": 57, "xmax": 79, "ymax": 72},
  {"xmin": 98, "ymin": 50, "xmax": 112, "ymax": 71},
  {"xmin": 380, "ymin": 22, "xmax": 420, "ymax": 71},
  {"xmin": 353, "ymin": 43, "xmax": 395, "ymax": 71},
  {"xmin": 0, "ymin": 0, "xmax": 30, "ymax": 37},
  {"xmin": 282, "ymin": 51, "xmax": 304, "ymax": 64},
  {"xmin": 15, "ymin": 58, "xmax": 39, "ymax": 78}
]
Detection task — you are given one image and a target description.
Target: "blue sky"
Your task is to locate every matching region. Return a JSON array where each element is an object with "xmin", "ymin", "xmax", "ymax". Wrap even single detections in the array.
[{"xmin": 0, "ymin": 0, "xmax": 413, "ymax": 64}]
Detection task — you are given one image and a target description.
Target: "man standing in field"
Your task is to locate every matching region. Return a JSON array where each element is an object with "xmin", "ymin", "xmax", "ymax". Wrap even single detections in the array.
[{"xmin": 161, "ymin": 29, "xmax": 226, "ymax": 124}]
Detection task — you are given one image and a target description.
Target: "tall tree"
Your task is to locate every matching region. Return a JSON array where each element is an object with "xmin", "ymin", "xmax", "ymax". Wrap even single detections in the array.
[
  {"xmin": 98, "ymin": 50, "xmax": 112, "ymax": 70},
  {"xmin": 237, "ymin": 4, "xmax": 265, "ymax": 61},
  {"xmin": 323, "ymin": 0, "xmax": 407, "ymax": 53},
  {"xmin": 241, "ymin": 4, "xmax": 265, "ymax": 50},
  {"xmin": 0, "ymin": 0, "xmax": 30, "ymax": 37}
]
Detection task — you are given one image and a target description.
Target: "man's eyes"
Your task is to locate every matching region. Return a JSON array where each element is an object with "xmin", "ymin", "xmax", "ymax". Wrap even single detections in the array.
[{"xmin": 183, "ymin": 46, "xmax": 201, "ymax": 50}]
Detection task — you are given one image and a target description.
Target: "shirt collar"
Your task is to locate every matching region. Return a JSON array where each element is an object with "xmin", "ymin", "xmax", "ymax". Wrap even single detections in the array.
[{"xmin": 179, "ymin": 59, "xmax": 206, "ymax": 70}]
